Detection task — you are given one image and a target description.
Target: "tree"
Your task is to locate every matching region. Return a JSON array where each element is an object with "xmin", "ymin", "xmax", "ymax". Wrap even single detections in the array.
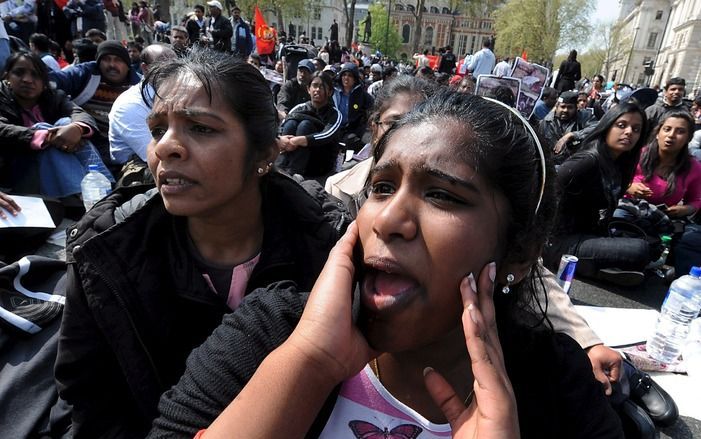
[
  {"xmin": 494, "ymin": 0, "xmax": 595, "ymax": 62},
  {"xmin": 341, "ymin": 0, "xmax": 358, "ymax": 47},
  {"xmin": 596, "ymin": 20, "xmax": 629, "ymax": 80},
  {"xmin": 410, "ymin": 0, "xmax": 426, "ymax": 53},
  {"xmin": 553, "ymin": 48, "xmax": 605, "ymax": 78},
  {"xmin": 445, "ymin": 0, "xmax": 503, "ymax": 52},
  {"xmin": 368, "ymin": 2, "xmax": 401, "ymax": 57}
]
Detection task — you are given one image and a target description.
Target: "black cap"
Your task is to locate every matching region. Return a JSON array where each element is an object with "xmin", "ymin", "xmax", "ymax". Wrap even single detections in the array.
[
  {"xmin": 96, "ymin": 41, "xmax": 130, "ymax": 67},
  {"xmin": 558, "ymin": 91, "xmax": 578, "ymax": 105}
]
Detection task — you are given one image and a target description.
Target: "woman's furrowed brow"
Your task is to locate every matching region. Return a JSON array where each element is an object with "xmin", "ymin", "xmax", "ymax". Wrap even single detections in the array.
[
  {"xmin": 146, "ymin": 108, "xmax": 226, "ymax": 123},
  {"xmin": 415, "ymin": 164, "xmax": 480, "ymax": 193}
]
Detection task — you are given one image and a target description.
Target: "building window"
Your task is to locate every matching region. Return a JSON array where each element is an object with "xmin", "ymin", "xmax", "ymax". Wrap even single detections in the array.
[
  {"xmin": 458, "ymin": 34, "xmax": 468, "ymax": 55},
  {"xmin": 655, "ymin": 10, "xmax": 663, "ymax": 20},
  {"xmin": 442, "ymin": 7, "xmax": 450, "ymax": 14},
  {"xmin": 437, "ymin": 23, "xmax": 446, "ymax": 47},
  {"xmin": 406, "ymin": 4, "xmax": 415, "ymax": 12},
  {"xmin": 395, "ymin": 4, "xmax": 404, "ymax": 11},
  {"xmin": 424, "ymin": 26, "xmax": 433, "ymax": 45},
  {"xmin": 402, "ymin": 24, "xmax": 411, "ymax": 43},
  {"xmin": 313, "ymin": 7, "xmax": 321, "ymax": 20},
  {"xmin": 311, "ymin": 26, "xmax": 322, "ymax": 40},
  {"xmin": 470, "ymin": 35, "xmax": 476, "ymax": 52},
  {"xmin": 647, "ymin": 32, "xmax": 658, "ymax": 48},
  {"xmin": 430, "ymin": 6, "xmax": 439, "ymax": 13}
]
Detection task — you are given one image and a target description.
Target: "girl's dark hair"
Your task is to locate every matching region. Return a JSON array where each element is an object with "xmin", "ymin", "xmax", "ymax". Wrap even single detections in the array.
[
  {"xmin": 144, "ymin": 48, "xmax": 278, "ymax": 173},
  {"xmin": 371, "ymin": 75, "xmax": 436, "ymax": 120},
  {"xmin": 580, "ymin": 101, "xmax": 648, "ymax": 191},
  {"xmin": 373, "ymin": 90, "xmax": 557, "ymax": 319},
  {"xmin": 640, "ymin": 111, "xmax": 695, "ymax": 195},
  {"xmin": 310, "ymin": 70, "xmax": 333, "ymax": 93},
  {"xmin": 567, "ymin": 50, "xmax": 577, "ymax": 61},
  {"xmin": 3, "ymin": 51, "xmax": 50, "ymax": 92}
]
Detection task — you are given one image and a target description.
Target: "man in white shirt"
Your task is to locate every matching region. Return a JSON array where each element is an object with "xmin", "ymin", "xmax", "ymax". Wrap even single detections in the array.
[
  {"xmin": 109, "ymin": 44, "xmax": 176, "ymax": 166},
  {"xmin": 467, "ymin": 39, "xmax": 496, "ymax": 80},
  {"xmin": 493, "ymin": 57, "xmax": 511, "ymax": 77}
]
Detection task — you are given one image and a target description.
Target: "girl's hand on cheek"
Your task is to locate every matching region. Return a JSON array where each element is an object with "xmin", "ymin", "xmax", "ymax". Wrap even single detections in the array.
[
  {"xmin": 287, "ymin": 222, "xmax": 378, "ymax": 386},
  {"xmin": 423, "ymin": 263, "xmax": 520, "ymax": 439}
]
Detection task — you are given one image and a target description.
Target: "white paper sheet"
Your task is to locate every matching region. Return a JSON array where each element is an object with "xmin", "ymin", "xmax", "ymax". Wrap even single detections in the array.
[
  {"xmin": 0, "ymin": 196, "xmax": 56, "ymax": 229},
  {"xmin": 574, "ymin": 305, "xmax": 660, "ymax": 347}
]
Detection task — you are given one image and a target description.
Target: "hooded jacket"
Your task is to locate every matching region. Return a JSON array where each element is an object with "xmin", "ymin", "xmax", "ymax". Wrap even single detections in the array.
[
  {"xmin": 54, "ymin": 172, "xmax": 349, "ymax": 438},
  {"xmin": 332, "ymin": 63, "xmax": 373, "ymax": 138}
]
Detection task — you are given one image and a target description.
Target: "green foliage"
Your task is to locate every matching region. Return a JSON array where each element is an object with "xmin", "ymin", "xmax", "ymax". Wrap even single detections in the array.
[
  {"xmin": 368, "ymin": 2, "xmax": 402, "ymax": 57},
  {"xmin": 494, "ymin": 0, "xmax": 595, "ymax": 62},
  {"xmin": 553, "ymin": 49, "xmax": 605, "ymax": 78}
]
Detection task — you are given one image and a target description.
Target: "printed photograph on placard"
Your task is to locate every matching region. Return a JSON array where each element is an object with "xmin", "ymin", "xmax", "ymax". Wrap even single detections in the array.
[
  {"xmin": 474, "ymin": 75, "xmax": 522, "ymax": 109},
  {"xmin": 509, "ymin": 57, "xmax": 550, "ymax": 118}
]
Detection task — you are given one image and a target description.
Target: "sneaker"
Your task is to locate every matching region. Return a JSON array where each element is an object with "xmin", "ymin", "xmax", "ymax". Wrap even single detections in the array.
[{"xmin": 596, "ymin": 268, "xmax": 645, "ymax": 287}]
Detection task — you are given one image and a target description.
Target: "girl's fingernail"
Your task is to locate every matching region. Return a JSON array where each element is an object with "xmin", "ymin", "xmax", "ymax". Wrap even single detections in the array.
[
  {"xmin": 423, "ymin": 366, "xmax": 434, "ymax": 377},
  {"xmin": 488, "ymin": 262, "xmax": 496, "ymax": 283},
  {"xmin": 467, "ymin": 273, "xmax": 477, "ymax": 292},
  {"xmin": 468, "ymin": 303, "xmax": 479, "ymax": 325}
]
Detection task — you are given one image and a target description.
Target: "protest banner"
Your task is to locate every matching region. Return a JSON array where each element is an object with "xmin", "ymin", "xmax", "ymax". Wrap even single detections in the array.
[
  {"xmin": 474, "ymin": 75, "xmax": 522, "ymax": 108},
  {"xmin": 509, "ymin": 57, "xmax": 550, "ymax": 118}
]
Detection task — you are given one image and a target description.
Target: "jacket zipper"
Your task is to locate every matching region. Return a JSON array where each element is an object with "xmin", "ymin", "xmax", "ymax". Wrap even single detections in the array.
[{"xmin": 93, "ymin": 265, "xmax": 164, "ymax": 390}]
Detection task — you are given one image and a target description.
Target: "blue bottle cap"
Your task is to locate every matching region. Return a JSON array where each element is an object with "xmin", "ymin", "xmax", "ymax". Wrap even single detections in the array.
[{"xmin": 690, "ymin": 266, "xmax": 701, "ymax": 277}]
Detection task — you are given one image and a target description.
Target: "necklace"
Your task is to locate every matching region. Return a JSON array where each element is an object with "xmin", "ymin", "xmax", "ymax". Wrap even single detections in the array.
[{"xmin": 370, "ymin": 358, "xmax": 475, "ymax": 406}]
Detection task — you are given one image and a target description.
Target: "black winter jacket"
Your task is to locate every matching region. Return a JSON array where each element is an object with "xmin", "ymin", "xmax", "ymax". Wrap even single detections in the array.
[
  {"xmin": 0, "ymin": 82, "xmax": 97, "ymax": 191},
  {"xmin": 149, "ymin": 285, "xmax": 623, "ymax": 439},
  {"xmin": 285, "ymin": 101, "xmax": 343, "ymax": 148},
  {"xmin": 55, "ymin": 172, "xmax": 348, "ymax": 438}
]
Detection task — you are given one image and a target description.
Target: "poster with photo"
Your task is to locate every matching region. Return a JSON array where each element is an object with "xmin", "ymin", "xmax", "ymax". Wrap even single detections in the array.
[
  {"xmin": 474, "ymin": 75, "xmax": 522, "ymax": 109},
  {"xmin": 509, "ymin": 57, "xmax": 550, "ymax": 118}
]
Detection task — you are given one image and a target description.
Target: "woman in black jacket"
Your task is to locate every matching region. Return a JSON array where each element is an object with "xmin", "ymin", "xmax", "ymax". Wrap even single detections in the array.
[
  {"xmin": 277, "ymin": 71, "xmax": 342, "ymax": 178},
  {"xmin": 0, "ymin": 51, "xmax": 98, "ymax": 194},
  {"xmin": 54, "ymin": 49, "xmax": 348, "ymax": 439},
  {"xmin": 150, "ymin": 91, "xmax": 623, "ymax": 439},
  {"xmin": 554, "ymin": 50, "xmax": 581, "ymax": 93},
  {"xmin": 548, "ymin": 102, "xmax": 652, "ymax": 285}
]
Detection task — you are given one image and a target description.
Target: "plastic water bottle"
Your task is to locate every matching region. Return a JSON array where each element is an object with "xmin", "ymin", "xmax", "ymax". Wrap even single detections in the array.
[
  {"xmin": 81, "ymin": 165, "xmax": 112, "ymax": 211},
  {"xmin": 646, "ymin": 266, "xmax": 701, "ymax": 364},
  {"xmin": 684, "ymin": 318, "xmax": 701, "ymax": 378}
]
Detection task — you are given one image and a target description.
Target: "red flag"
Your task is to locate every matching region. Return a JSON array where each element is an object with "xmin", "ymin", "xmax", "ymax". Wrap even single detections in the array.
[
  {"xmin": 255, "ymin": 6, "xmax": 276, "ymax": 55},
  {"xmin": 521, "ymin": 50, "xmax": 528, "ymax": 61}
]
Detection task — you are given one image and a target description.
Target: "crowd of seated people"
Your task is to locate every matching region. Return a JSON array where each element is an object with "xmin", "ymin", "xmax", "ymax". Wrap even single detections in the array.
[{"xmin": 1, "ymin": 11, "xmax": 700, "ymax": 438}]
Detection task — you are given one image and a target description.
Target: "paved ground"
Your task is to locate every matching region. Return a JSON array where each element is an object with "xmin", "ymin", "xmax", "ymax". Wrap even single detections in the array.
[{"xmin": 571, "ymin": 276, "xmax": 700, "ymax": 438}]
